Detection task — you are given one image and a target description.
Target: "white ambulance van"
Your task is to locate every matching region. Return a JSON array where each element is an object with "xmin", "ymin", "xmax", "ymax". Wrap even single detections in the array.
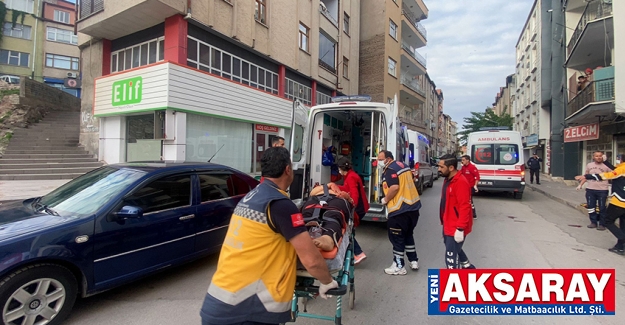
[
  {"xmin": 406, "ymin": 129, "xmax": 435, "ymax": 195},
  {"xmin": 466, "ymin": 128, "xmax": 526, "ymax": 199},
  {"xmin": 288, "ymin": 95, "xmax": 409, "ymax": 222}
]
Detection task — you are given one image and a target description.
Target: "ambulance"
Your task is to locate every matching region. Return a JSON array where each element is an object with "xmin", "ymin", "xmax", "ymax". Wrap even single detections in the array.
[
  {"xmin": 288, "ymin": 95, "xmax": 410, "ymax": 222},
  {"xmin": 406, "ymin": 129, "xmax": 435, "ymax": 195},
  {"xmin": 466, "ymin": 128, "xmax": 525, "ymax": 199}
]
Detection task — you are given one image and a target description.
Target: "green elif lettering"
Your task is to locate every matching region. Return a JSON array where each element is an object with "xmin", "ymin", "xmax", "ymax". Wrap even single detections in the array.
[{"xmin": 112, "ymin": 77, "xmax": 143, "ymax": 106}]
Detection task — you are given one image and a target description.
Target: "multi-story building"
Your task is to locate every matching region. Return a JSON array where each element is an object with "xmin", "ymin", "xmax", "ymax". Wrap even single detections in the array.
[
  {"xmin": 448, "ymin": 120, "xmax": 457, "ymax": 155},
  {"xmin": 493, "ymin": 74, "xmax": 514, "ymax": 117},
  {"xmin": 76, "ymin": 0, "xmax": 361, "ymax": 175},
  {"xmin": 513, "ymin": 0, "xmax": 550, "ymax": 170},
  {"xmin": 436, "ymin": 88, "xmax": 444, "ymax": 157},
  {"xmin": 42, "ymin": 0, "xmax": 81, "ymax": 96},
  {"xmin": 423, "ymin": 73, "xmax": 439, "ymax": 156},
  {"xmin": 359, "ymin": 0, "xmax": 428, "ymax": 133},
  {"xmin": 0, "ymin": 0, "xmax": 44, "ymax": 81},
  {"xmin": 563, "ymin": 0, "xmax": 625, "ymax": 174}
]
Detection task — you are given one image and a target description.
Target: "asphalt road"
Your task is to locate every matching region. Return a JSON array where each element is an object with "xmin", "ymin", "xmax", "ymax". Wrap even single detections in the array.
[{"xmin": 64, "ymin": 179, "xmax": 625, "ymax": 325}]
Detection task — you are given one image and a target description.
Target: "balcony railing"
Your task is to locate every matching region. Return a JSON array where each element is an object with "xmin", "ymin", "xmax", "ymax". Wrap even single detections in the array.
[
  {"xmin": 567, "ymin": 0, "xmax": 612, "ymax": 56},
  {"xmin": 400, "ymin": 74, "xmax": 426, "ymax": 97},
  {"xmin": 79, "ymin": 0, "xmax": 104, "ymax": 19},
  {"xmin": 401, "ymin": 42, "xmax": 427, "ymax": 67},
  {"xmin": 567, "ymin": 78, "xmax": 614, "ymax": 117},
  {"xmin": 319, "ymin": 6, "xmax": 339, "ymax": 27},
  {"xmin": 401, "ymin": 6, "xmax": 427, "ymax": 40}
]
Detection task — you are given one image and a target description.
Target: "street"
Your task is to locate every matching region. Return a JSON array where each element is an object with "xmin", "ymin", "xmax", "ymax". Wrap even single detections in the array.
[{"xmin": 64, "ymin": 180, "xmax": 625, "ymax": 325}]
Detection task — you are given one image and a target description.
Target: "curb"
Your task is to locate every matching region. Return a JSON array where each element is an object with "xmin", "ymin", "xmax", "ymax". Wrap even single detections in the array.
[{"xmin": 527, "ymin": 185, "xmax": 586, "ymax": 215}]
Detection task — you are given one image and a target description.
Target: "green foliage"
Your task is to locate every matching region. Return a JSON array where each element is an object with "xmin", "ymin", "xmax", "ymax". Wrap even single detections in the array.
[
  {"xmin": 11, "ymin": 9, "xmax": 27, "ymax": 28},
  {"xmin": 0, "ymin": 89, "xmax": 20, "ymax": 98},
  {"xmin": 458, "ymin": 107, "xmax": 514, "ymax": 145}
]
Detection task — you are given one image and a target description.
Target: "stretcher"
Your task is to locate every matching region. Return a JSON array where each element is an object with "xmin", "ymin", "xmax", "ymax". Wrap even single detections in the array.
[{"xmin": 283, "ymin": 192, "xmax": 356, "ymax": 325}]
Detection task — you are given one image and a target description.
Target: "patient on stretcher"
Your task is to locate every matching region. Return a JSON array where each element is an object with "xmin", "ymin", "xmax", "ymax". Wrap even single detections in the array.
[{"xmin": 302, "ymin": 184, "xmax": 354, "ymax": 252}]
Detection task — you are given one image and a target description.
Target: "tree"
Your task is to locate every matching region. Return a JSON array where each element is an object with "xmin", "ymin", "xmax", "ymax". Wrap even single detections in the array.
[{"xmin": 457, "ymin": 106, "xmax": 513, "ymax": 145}]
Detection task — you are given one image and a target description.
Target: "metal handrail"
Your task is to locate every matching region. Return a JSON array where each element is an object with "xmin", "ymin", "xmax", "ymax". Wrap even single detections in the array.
[
  {"xmin": 401, "ymin": 42, "xmax": 427, "ymax": 67},
  {"xmin": 401, "ymin": 6, "xmax": 427, "ymax": 40},
  {"xmin": 567, "ymin": 1, "xmax": 612, "ymax": 56},
  {"xmin": 566, "ymin": 78, "xmax": 614, "ymax": 117},
  {"xmin": 319, "ymin": 6, "xmax": 339, "ymax": 27},
  {"xmin": 400, "ymin": 75, "xmax": 426, "ymax": 97}
]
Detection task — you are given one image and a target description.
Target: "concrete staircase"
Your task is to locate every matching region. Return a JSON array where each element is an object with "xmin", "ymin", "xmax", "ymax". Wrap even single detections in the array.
[{"xmin": 0, "ymin": 111, "xmax": 102, "ymax": 180}]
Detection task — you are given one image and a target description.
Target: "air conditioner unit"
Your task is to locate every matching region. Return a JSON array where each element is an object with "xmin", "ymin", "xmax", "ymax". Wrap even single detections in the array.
[{"xmin": 67, "ymin": 72, "xmax": 78, "ymax": 78}]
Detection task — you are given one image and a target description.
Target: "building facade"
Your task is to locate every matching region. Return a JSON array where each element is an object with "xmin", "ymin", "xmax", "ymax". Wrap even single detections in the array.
[
  {"xmin": 513, "ymin": 0, "xmax": 550, "ymax": 171},
  {"xmin": 563, "ymin": 0, "xmax": 625, "ymax": 174},
  {"xmin": 359, "ymin": 0, "xmax": 429, "ymax": 134},
  {"xmin": 76, "ymin": 0, "xmax": 361, "ymax": 176},
  {"xmin": 42, "ymin": 0, "xmax": 81, "ymax": 97},
  {"xmin": 493, "ymin": 74, "xmax": 514, "ymax": 117},
  {"xmin": 423, "ymin": 73, "xmax": 439, "ymax": 157}
]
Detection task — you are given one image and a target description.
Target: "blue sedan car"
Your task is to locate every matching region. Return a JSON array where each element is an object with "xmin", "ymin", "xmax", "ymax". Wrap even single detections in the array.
[{"xmin": 0, "ymin": 162, "xmax": 258, "ymax": 325}]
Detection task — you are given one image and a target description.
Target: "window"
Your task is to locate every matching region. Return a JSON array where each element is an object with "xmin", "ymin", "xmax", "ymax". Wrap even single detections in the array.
[
  {"xmin": 285, "ymin": 78, "xmax": 312, "ymax": 105},
  {"xmin": 124, "ymin": 175, "xmax": 192, "ymax": 214},
  {"xmin": 316, "ymin": 92, "xmax": 332, "ymax": 105},
  {"xmin": 388, "ymin": 57, "xmax": 396, "ymax": 77},
  {"xmin": 389, "ymin": 19, "xmax": 397, "ymax": 40},
  {"xmin": 46, "ymin": 27, "xmax": 78, "ymax": 45},
  {"xmin": 2, "ymin": 23, "xmax": 31, "ymax": 40},
  {"xmin": 319, "ymin": 32, "xmax": 336, "ymax": 72},
  {"xmin": 255, "ymin": 0, "xmax": 267, "ymax": 24},
  {"xmin": 343, "ymin": 13, "xmax": 350, "ymax": 35},
  {"xmin": 5, "ymin": 0, "xmax": 35, "ymax": 13},
  {"xmin": 342, "ymin": 57, "xmax": 349, "ymax": 79},
  {"xmin": 471, "ymin": 144, "xmax": 519, "ymax": 165},
  {"xmin": 54, "ymin": 10, "xmax": 71, "ymax": 24},
  {"xmin": 80, "ymin": 0, "xmax": 104, "ymax": 18},
  {"xmin": 198, "ymin": 174, "xmax": 251, "ymax": 202},
  {"xmin": 299, "ymin": 23, "xmax": 309, "ymax": 52},
  {"xmin": 46, "ymin": 54, "xmax": 79, "ymax": 70},
  {"xmin": 111, "ymin": 37, "xmax": 164, "ymax": 73},
  {"xmin": 0, "ymin": 50, "xmax": 29, "ymax": 67},
  {"xmin": 187, "ymin": 36, "xmax": 279, "ymax": 94}
]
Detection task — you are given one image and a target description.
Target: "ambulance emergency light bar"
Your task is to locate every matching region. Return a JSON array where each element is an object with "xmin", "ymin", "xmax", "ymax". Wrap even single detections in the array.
[
  {"xmin": 479, "ymin": 126, "xmax": 511, "ymax": 131},
  {"xmin": 331, "ymin": 95, "xmax": 372, "ymax": 103}
]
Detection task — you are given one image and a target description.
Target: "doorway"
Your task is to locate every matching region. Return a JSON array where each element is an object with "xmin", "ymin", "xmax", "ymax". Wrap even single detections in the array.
[
  {"xmin": 252, "ymin": 132, "xmax": 282, "ymax": 174},
  {"xmin": 126, "ymin": 114, "xmax": 162, "ymax": 162}
]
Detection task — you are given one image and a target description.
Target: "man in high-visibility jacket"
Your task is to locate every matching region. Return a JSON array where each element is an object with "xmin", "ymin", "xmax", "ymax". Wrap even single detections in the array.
[
  {"xmin": 377, "ymin": 150, "xmax": 422, "ymax": 275},
  {"xmin": 200, "ymin": 147, "xmax": 337, "ymax": 325}
]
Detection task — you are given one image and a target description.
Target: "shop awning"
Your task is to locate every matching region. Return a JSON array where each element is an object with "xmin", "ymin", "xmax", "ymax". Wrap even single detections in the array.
[{"xmin": 565, "ymin": 102, "xmax": 616, "ymax": 126}]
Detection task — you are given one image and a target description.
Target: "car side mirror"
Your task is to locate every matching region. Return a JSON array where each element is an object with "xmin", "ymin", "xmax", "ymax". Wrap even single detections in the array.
[{"xmin": 115, "ymin": 205, "xmax": 143, "ymax": 219}]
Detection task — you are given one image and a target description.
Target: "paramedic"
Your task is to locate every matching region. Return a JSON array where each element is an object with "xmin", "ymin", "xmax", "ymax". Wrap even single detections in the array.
[
  {"xmin": 200, "ymin": 147, "xmax": 338, "ymax": 325},
  {"xmin": 438, "ymin": 154, "xmax": 476, "ymax": 269},
  {"xmin": 576, "ymin": 153, "xmax": 625, "ymax": 255},
  {"xmin": 336, "ymin": 157, "xmax": 370, "ymax": 264},
  {"xmin": 460, "ymin": 155, "xmax": 480, "ymax": 219},
  {"xmin": 377, "ymin": 150, "xmax": 422, "ymax": 275}
]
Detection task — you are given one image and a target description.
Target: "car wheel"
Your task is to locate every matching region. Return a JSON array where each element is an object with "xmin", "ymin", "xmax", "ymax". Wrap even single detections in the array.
[
  {"xmin": 427, "ymin": 176, "xmax": 434, "ymax": 188},
  {"xmin": 514, "ymin": 192, "xmax": 523, "ymax": 200},
  {"xmin": 417, "ymin": 179, "xmax": 424, "ymax": 195},
  {"xmin": 0, "ymin": 264, "xmax": 78, "ymax": 325}
]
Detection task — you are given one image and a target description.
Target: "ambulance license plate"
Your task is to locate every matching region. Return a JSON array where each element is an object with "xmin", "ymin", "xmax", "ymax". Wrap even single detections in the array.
[{"xmin": 479, "ymin": 181, "xmax": 493, "ymax": 186}]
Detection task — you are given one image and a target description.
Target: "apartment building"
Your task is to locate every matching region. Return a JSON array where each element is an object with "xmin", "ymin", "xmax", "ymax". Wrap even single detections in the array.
[
  {"xmin": 423, "ymin": 73, "xmax": 439, "ymax": 156},
  {"xmin": 563, "ymin": 0, "xmax": 625, "ymax": 171},
  {"xmin": 513, "ymin": 0, "xmax": 550, "ymax": 170},
  {"xmin": 42, "ymin": 0, "xmax": 81, "ymax": 96},
  {"xmin": 76, "ymin": 0, "xmax": 360, "ymax": 175},
  {"xmin": 448, "ymin": 120, "xmax": 457, "ymax": 155},
  {"xmin": 0, "ymin": 0, "xmax": 44, "ymax": 81},
  {"xmin": 493, "ymin": 74, "xmax": 514, "ymax": 117},
  {"xmin": 436, "ymin": 88, "xmax": 444, "ymax": 157},
  {"xmin": 359, "ymin": 0, "xmax": 429, "ymax": 134}
]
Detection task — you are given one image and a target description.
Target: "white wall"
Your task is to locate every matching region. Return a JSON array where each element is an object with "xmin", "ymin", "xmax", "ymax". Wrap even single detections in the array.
[
  {"xmin": 162, "ymin": 110, "xmax": 187, "ymax": 161},
  {"xmin": 99, "ymin": 116, "xmax": 126, "ymax": 164},
  {"xmin": 614, "ymin": 0, "xmax": 625, "ymax": 114}
]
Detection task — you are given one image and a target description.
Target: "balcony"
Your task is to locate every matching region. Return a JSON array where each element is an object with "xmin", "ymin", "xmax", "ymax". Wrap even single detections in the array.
[
  {"xmin": 320, "ymin": 0, "xmax": 339, "ymax": 28},
  {"xmin": 403, "ymin": 0, "xmax": 428, "ymax": 21},
  {"xmin": 400, "ymin": 73, "xmax": 426, "ymax": 105},
  {"xmin": 401, "ymin": 4, "xmax": 427, "ymax": 42},
  {"xmin": 401, "ymin": 41, "xmax": 426, "ymax": 72},
  {"xmin": 565, "ymin": 0, "xmax": 613, "ymax": 70},
  {"xmin": 77, "ymin": 0, "xmax": 185, "ymax": 40},
  {"xmin": 566, "ymin": 66, "xmax": 615, "ymax": 121}
]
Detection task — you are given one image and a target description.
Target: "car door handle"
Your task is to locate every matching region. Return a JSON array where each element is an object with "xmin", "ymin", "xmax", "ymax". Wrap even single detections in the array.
[{"xmin": 179, "ymin": 214, "xmax": 195, "ymax": 221}]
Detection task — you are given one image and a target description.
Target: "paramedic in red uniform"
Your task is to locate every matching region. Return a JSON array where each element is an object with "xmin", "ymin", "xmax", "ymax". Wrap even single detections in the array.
[
  {"xmin": 439, "ymin": 154, "xmax": 476, "ymax": 269},
  {"xmin": 460, "ymin": 155, "xmax": 480, "ymax": 219},
  {"xmin": 335, "ymin": 157, "xmax": 370, "ymax": 264}
]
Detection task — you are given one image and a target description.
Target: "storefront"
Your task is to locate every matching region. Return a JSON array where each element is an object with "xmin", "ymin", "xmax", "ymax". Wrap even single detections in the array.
[
  {"xmin": 93, "ymin": 61, "xmax": 292, "ymax": 175},
  {"xmin": 564, "ymin": 122, "xmax": 625, "ymax": 170}
]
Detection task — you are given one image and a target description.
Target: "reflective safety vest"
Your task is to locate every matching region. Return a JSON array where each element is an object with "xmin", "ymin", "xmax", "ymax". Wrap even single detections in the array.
[
  {"xmin": 201, "ymin": 180, "xmax": 297, "ymax": 324},
  {"xmin": 382, "ymin": 160, "xmax": 422, "ymax": 217}
]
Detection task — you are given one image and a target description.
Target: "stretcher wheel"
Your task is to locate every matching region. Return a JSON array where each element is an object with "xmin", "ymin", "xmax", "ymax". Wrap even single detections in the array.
[{"xmin": 349, "ymin": 283, "xmax": 355, "ymax": 310}]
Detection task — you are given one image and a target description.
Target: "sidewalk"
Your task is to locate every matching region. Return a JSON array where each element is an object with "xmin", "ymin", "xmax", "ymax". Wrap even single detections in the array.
[
  {"xmin": 0, "ymin": 180, "xmax": 69, "ymax": 202},
  {"xmin": 525, "ymin": 174, "xmax": 587, "ymax": 215}
]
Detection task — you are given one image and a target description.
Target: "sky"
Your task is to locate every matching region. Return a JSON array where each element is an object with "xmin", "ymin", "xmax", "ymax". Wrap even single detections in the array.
[{"xmin": 422, "ymin": 0, "xmax": 535, "ymax": 129}]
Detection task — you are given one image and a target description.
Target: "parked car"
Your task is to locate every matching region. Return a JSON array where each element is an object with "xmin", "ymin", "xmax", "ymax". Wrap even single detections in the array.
[
  {"xmin": 0, "ymin": 75, "xmax": 20, "ymax": 84},
  {"xmin": 431, "ymin": 158, "xmax": 439, "ymax": 180},
  {"xmin": 0, "ymin": 161, "xmax": 258, "ymax": 325}
]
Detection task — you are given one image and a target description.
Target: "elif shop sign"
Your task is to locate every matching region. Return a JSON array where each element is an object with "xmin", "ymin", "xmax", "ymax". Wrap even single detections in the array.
[{"xmin": 564, "ymin": 123, "xmax": 600, "ymax": 143}]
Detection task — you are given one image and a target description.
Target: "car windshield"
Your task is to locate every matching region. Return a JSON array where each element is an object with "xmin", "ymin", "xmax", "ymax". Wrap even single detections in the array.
[{"xmin": 38, "ymin": 167, "xmax": 147, "ymax": 217}]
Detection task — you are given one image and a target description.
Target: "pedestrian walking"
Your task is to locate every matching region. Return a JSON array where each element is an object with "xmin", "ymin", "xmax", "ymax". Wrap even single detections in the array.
[
  {"xmin": 526, "ymin": 153, "xmax": 542, "ymax": 184},
  {"xmin": 576, "ymin": 153, "xmax": 625, "ymax": 256},
  {"xmin": 576, "ymin": 151, "xmax": 612, "ymax": 230},
  {"xmin": 438, "ymin": 154, "xmax": 476, "ymax": 269},
  {"xmin": 460, "ymin": 155, "xmax": 480, "ymax": 219},
  {"xmin": 200, "ymin": 147, "xmax": 337, "ymax": 325},
  {"xmin": 335, "ymin": 157, "xmax": 370, "ymax": 264},
  {"xmin": 376, "ymin": 150, "xmax": 422, "ymax": 275}
]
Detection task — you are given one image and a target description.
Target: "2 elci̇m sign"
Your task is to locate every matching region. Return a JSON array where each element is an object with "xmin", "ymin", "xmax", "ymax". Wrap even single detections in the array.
[{"xmin": 112, "ymin": 77, "xmax": 143, "ymax": 106}]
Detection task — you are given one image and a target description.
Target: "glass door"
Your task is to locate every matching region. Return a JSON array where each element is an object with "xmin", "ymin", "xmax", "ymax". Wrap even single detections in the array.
[
  {"xmin": 253, "ymin": 133, "xmax": 268, "ymax": 174},
  {"xmin": 126, "ymin": 114, "xmax": 161, "ymax": 162}
]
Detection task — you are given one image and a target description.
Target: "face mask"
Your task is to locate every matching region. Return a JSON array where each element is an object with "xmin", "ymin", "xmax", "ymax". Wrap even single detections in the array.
[
  {"xmin": 617, "ymin": 160, "xmax": 622, "ymax": 165},
  {"xmin": 378, "ymin": 160, "xmax": 386, "ymax": 169}
]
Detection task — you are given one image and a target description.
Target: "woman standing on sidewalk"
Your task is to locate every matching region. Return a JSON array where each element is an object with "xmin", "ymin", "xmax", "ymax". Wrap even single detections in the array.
[{"xmin": 576, "ymin": 154, "xmax": 625, "ymax": 255}]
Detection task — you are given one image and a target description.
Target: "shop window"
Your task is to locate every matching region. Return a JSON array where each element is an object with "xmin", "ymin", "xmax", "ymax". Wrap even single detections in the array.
[
  {"xmin": 316, "ymin": 92, "xmax": 332, "ymax": 105},
  {"xmin": 111, "ymin": 37, "xmax": 164, "ymax": 73},
  {"xmin": 187, "ymin": 36, "xmax": 278, "ymax": 94},
  {"xmin": 586, "ymin": 133, "xmax": 613, "ymax": 165},
  {"xmin": 285, "ymin": 78, "xmax": 312, "ymax": 105}
]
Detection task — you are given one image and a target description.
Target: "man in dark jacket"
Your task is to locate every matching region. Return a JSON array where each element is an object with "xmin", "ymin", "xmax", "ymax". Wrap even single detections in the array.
[
  {"xmin": 527, "ymin": 152, "xmax": 543, "ymax": 185},
  {"xmin": 438, "ymin": 154, "xmax": 475, "ymax": 269}
]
